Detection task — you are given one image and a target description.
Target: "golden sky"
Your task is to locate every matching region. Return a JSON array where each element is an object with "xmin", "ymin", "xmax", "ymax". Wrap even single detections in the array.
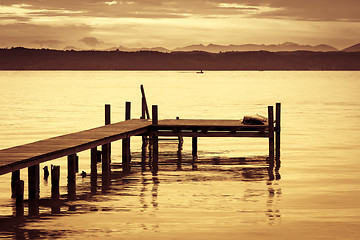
[{"xmin": 0, "ymin": 0, "xmax": 359, "ymax": 50}]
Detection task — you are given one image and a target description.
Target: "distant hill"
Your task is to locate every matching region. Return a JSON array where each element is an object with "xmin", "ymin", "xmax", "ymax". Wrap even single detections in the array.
[
  {"xmin": 342, "ymin": 43, "xmax": 360, "ymax": 52},
  {"xmin": 104, "ymin": 46, "xmax": 170, "ymax": 52},
  {"xmin": 173, "ymin": 42, "xmax": 338, "ymax": 52},
  {"xmin": 1, "ymin": 47, "xmax": 359, "ymax": 70}
]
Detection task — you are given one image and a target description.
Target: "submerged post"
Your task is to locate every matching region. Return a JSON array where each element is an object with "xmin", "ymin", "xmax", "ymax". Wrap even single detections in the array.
[
  {"xmin": 15, "ymin": 180, "xmax": 24, "ymax": 217},
  {"xmin": 152, "ymin": 105, "xmax": 159, "ymax": 175},
  {"xmin": 192, "ymin": 130, "xmax": 198, "ymax": 170},
  {"xmin": 67, "ymin": 154, "xmax": 76, "ymax": 200},
  {"xmin": 268, "ymin": 106, "xmax": 275, "ymax": 164},
  {"xmin": 275, "ymin": 103, "xmax": 281, "ymax": 165},
  {"xmin": 11, "ymin": 170, "xmax": 20, "ymax": 198},
  {"xmin": 91, "ymin": 147, "xmax": 98, "ymax": 193},
  {"xmin": 28, "ymin": 164, "xmax": 39, "ymax": 216},
  {"xmin": 122, "ymin": 102, "xmax": 131, "ymax": 173}
]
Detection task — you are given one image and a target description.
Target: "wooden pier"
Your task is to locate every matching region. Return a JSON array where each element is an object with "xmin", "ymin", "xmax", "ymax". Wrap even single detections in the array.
[{"xmin": 0, "ymin": 85, "xmax": 281, "ymax": 217}]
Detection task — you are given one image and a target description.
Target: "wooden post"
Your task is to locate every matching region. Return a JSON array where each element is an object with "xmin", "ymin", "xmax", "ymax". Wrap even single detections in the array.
[
  {"xmin": 91, "ymin": 147, "xmax": 98, "ymax": 193},
  {"xmin": 102, "ymin": 143, "xmax": 110, "ymax": 191},
  {"xmin": 140, "ymin": 85, "xmax": 150, "ymax": 119},
  {"xmin": 51, "ymin": 165, "xmax": 60, "ymax": 200},
  {"xmin": 192, "ymin": 130, "xmax": 198, "ymax": 170},
  {"xmin": 75, "ymin": 154, "xmax": 79, "ymax": 173},
  {"xmin": 28, "ymin": 164, "xmax": 39, "ymax": 216},
  {"xmin": 268, "ymin": 106, "xmax": 275, "ymax": 164},
  {"xmin": 67, "ymin": 154, "xmax": 76, "ymax": 200},
  {"xmin": 152, "ymin": 105, "xmax": 159, "ymax": 175},
  {"xmin": 11, "ymin": 170, "xmax": 20, "ymax": 198},
  {"xmin": 275, "ymin": 103, "xmax": 281, "ymax": 166},
  {"xmin": 177, "ymin": 136, "xmax": 183, "ymax": 170},
  {"xmin": 122, "ymin": 102, "xmax": 131, "ymax": 173},
  {"xmin": 15, "ymin": 180, "xmax": 24, "ymax": 217},
  {"xmin": 105, "ymin": 104, "xmax": 111, "ymax": 125},
  {"xmin": 105, "ymin": 104, "xmax": 111, "ymax": 160}
]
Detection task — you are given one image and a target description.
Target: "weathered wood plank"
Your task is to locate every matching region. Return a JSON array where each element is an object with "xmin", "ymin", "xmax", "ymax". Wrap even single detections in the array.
[{"xmin": 0, "ymin": 119, "xmax": 152, "ymax": 175}]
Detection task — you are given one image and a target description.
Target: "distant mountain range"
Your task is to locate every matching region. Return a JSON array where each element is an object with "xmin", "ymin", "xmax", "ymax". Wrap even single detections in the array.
[
  {"xmin": 79, "ymin": 42, "xmax": 360, "ymax": 53},
  {"xmin": 342, "ymin": 43, "xmax": 360, "ymax": 52}
]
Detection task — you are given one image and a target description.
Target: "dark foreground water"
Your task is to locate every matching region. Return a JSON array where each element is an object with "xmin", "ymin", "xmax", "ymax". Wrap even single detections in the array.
[{"xmin": 0, "ymin": 71, "xmax": 359, "ymax": 239}]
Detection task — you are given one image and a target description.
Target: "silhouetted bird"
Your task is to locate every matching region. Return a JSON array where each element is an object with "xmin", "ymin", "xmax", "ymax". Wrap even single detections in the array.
[
  {"xmin": 43, "ymin": 166, "xmax": 49, "ymax": 180},
  {"xmin": 81, "ymin": 171, "xmax": 87, "ymax": 178}
]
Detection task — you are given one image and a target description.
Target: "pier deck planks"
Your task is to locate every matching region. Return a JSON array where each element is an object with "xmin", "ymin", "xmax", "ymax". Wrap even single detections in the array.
[
  {"xmin": 0, "ymin": 118, "xmax": 268, "ymax": 175},
  {"xmin": 0, "ymin": 119, "xmax": 151, "ymax": 175}
]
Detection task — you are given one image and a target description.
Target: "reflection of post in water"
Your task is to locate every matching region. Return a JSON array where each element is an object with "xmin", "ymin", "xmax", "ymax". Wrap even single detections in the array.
[
  {"xmin": 266, "ymin": 152, "xmax": 281, "ymax": 225},
  {"xmin": 266, "ymin": 179, "xmax": 282, "ymax": 225},
  {"xmin": 139, "ymin": 174, "xmax": 159, "ymax": 211},
  {"xmin": 139, "ymin": 174, "xmax": 148, "ymax": 211},
  {"xmin": 141, "ymin": 136, "xmax": 148, "ymax": 172},
  {"xmin": 151, "ymin": 176, "xmax": 159, "ymax": 209}
]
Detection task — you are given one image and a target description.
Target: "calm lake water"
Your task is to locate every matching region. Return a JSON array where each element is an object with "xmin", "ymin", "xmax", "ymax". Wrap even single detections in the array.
[{"xmin": 0, "ymin": 71, "xmax": 359, "ymax": 239}]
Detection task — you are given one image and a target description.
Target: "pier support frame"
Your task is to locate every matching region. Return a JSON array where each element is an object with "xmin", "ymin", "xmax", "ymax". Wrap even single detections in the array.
[
  {"xmin": 28, "ymin": 164, "xmax": 39, "ymax": 216},
  {"xmin": 152, "ymin": 105, "xmax": 159, "ymax": 175}
]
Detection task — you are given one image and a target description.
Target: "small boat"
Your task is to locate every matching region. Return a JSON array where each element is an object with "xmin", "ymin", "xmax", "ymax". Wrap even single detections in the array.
[{"xmin": 196, "ymin": 70, "xmax": 204, "ymax": 74}]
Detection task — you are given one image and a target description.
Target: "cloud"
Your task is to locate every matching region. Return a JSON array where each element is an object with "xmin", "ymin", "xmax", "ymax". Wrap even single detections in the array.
[
  {"xmin": 0, "ymin": 0, "xmax": 359, "ymax": 21},
  {"xmin": 0, "ymin": 22, "xmax": 93, "ymax": 48},
  {"xmin": 31, "ymin": 40, "xmax": 62, "ymax": 48},
  {"xmin": 80, "ymin": 37, "xmax": 103, "ymax": 47}
]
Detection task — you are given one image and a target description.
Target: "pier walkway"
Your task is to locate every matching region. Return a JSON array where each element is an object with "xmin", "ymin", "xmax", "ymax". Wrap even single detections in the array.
[{"xmin": 0, "ymin": 119, "xmax": 151, "ymax": 175}]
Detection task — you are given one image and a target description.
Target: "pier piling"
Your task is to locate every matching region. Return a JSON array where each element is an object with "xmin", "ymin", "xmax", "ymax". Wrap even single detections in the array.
[
  {"xmin": 102, "ymin": 143, "xmax": 110, "ymax": 191},
  {"xmin": 268, "ymin": 106, "xmax": 275, "ymax": 164},
  {"xmin": 152, "ymin": 105, "xmax": 159, "ymax": 175},
  {"xmin": 51, "ymin": 165, "xmax": 60, "ymax": 200},
  {"xmin": 15, "ymin": 180, "xmax": 24, "ymax": 217},
  {"xmin": 105, "ymin": 104, "xmax": 111, "ymax": 160},
  {"xmin": 67, "ymin": 154, "xmax": 76, "ymax": 200},
  {"xmin": 11, "ymin": 170, "xmax": 20, "ymax": 198},
  {"xmin": 122, "ymin": 102, "xmax": 131, "ymax": 173},
  {"xmin": 192, "ymin": 130, "xmax": 198, "ymax": 170},
  {"xmin": 28, "ymin": 164, "xmax": 39, "ymax": 216},
  {"xmin": 91, "ymin": 147, "xmax": 98, "ymax": 193},
  {"xmin": 275, "ymin": 103, "xmax": 281, "ymax": 166}
]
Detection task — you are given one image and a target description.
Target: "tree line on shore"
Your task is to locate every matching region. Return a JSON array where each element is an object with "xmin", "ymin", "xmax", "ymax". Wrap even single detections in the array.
[{"xmin": 0, "ymin": 47, "xmax": 359, "ymax": 70}]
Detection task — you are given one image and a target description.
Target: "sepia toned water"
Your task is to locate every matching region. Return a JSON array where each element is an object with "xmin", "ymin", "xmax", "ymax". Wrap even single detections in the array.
[{"xmin": 0, "ymin": 71, "xmax": 359, "ymax": 239}]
